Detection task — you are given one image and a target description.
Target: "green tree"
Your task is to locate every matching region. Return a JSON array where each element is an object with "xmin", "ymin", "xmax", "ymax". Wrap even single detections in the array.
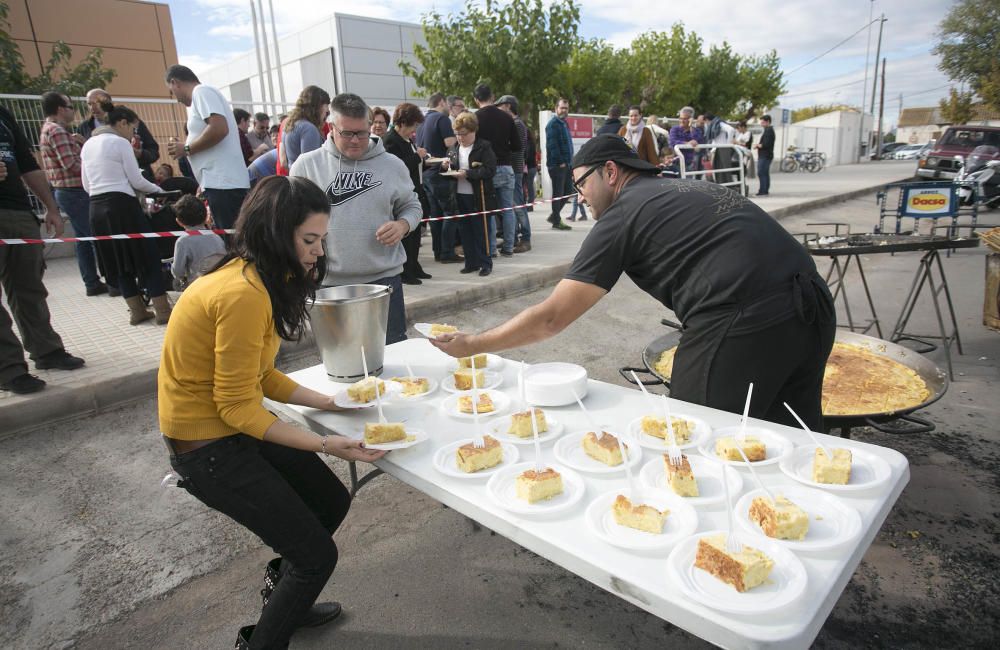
[
  {"xmin": 0, "ymin": 0, "xmax": 116, "ymax": 95},
  {"xmin": 932, "ymin": 0, "xmax": 1000, "ymax": 111},
  {"xmin": 938, "ymin": 87, "xmax": 975, "ymax": 125},
  {"xmin": 734, "ymin": 51, "xmax": 785, "ymax": 120},
  {"xmin": 975, "ymin": 62, "xmax": 1000, "ymax": 112},
  {"xmin": 622, "ymin": 25, "xmax": 706, "ymax": 116},
  {"xmin": 550, "ymin": 38, "xmax": 624, "ymax": 114},
  {"xmin": 400, "ymin": 0, "xmax": 580, "ymax": 130},
  {"xmin": 790, "ymin": 104, "xmax": 857, "ymax": 122},
  {"xmin": 692, "ymin": 42, "xmax": 743, "ymax": 118}
]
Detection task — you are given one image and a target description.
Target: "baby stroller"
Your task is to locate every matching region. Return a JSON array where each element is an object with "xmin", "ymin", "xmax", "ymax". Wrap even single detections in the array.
[{"xmin": 143, "ymin": 184, "xmax": 193, "ymax": 299}]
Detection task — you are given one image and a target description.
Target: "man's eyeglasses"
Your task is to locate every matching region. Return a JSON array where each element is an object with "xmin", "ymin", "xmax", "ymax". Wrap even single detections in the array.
[
  {"xmin": 335, "ymin": 127, "xmax": 371, "ymax": 141},
  {"xmin": 572, "ymin": 163, "xmax": 603, "ymax": 192}
]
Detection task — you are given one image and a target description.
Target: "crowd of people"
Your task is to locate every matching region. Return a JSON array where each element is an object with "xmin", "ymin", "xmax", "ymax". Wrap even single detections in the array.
[
  {"xmin": 0, "ymin": 64, "xmax": 778, "ymax": 399},
  {"xmin": 0, "ymin": 59, "xmax": 819, "ymax": 650}
]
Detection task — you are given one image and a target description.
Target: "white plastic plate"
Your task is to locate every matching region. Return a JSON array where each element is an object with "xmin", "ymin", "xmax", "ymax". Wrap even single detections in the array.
[
  {"xmin": 666, "ymin": 530, "xmax": 808, "ymax": 614},
  {"xmin": 778, "ymin": 445, "xmax": 893, "ymax": 492},
  {"xmin": 486, "ymin": 462, "xmax": 585, "ymax": 516},
  {"xmin": 432, "ymin": 438, "xmax": 521, "ymax": 479},
  {"xmin": 363, "ymin": 427, "xmax": 430, "ymax": 451},
  {"xmin": 734, "ymin": 484, "xmax": 863, "ymax": 552},
  {"xmin": 440, "ymin": 390, "xmax": 511, "ymax": 419},
  {"xmin": 697, "ymin": 426, "xmax": 795, "ymax": 468},
  {"xmin": 446, "ymin": 353, "xmax": 506, "ymax": 371},
  {"xmin": 585, "ymin": 489, "xmax": 698, "ymax": 551},
  {"xmin": 441, "ymin": 370, "xmax": 503, "ymax": 393},
  {"xmin": 332, "ymin": 379, "xmax": 403, "ymax": 409},
  {"xmin": 553, "ymin": 429, "xmax": 643, "ymax": 475},
  {"xmin": 628, "ymin": 413, "xmax": 712, "ymax": 452},
  {"xmin": 639, "ymin": 453, "xmax": 744, "ymax": 507},
  {"xmin": 387, "ymin": 377, "xmax": 439, "ymax": 401},
  {"xmin": 488, "ymin": 413, "xmax": 564, "ymax": 445}
]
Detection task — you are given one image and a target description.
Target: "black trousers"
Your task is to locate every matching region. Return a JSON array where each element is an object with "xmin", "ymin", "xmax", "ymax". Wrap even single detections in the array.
[
  {"xmin": 90, "ymin": 192, "xmax": 165, "ymax": 299},
  {"xmin": 455, "ymin": 194, "xmax": 491, "ymax": 272},
  {"xmin": 168, "ymin": 435, "xmax": 351, "ymax": 649},
  {"xmin": 670, "ymin": 278, "xmax": 836, "ymax": 431},
  {"xmin": 401, "ymin": 225, "xmax": 425, "ymax": 279}
]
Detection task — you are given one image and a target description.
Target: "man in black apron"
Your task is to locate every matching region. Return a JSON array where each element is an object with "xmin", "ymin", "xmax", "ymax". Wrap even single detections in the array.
[{"xmin": 432, "ymin": 134, "xmax": 835, "ymax": 429}]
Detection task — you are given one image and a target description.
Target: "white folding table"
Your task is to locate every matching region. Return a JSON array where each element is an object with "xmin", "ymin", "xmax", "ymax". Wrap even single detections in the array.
[{"xmin": 267, "ymin": 339, "xmax": 909, "ymax": 649}]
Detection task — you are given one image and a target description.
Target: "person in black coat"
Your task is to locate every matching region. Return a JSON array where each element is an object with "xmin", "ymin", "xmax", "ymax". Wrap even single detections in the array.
[
  {"xmin": 79, "ymin": 89, "xmax": 160, "ymax": 181},
  {"xmin": 382, "ymin": 103, "xmax": 432, "ymax": 284},
  {"xmin": 442, "ymin": 111, "xmax": 496, "ymax": 277}
]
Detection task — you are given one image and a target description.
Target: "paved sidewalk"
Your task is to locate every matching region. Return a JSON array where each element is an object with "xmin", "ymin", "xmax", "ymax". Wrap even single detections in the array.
[{"xmin": 0, "ymin": 160, "xmax": 915, "ymax": 435}]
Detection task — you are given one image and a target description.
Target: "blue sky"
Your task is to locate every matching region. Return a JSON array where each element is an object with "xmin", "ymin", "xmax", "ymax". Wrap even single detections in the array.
[{"xmin": 163, "ymin": 0, "xmax": 959, "ymax": 124}]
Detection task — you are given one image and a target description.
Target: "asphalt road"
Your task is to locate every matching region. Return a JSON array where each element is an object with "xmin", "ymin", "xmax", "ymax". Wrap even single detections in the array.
[{"xmin": 2, "ymin": 195, "xmax": 997, "ymax": 649}]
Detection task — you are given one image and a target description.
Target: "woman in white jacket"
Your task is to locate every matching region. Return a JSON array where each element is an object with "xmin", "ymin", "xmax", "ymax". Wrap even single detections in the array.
[{"xmin": 82, "ymin": 105, "xmax": 172, "ymax": 325}]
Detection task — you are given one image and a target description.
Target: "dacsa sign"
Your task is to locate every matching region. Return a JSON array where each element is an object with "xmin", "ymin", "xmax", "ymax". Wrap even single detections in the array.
[{"xmin": 904, "ymin": 188, "xmax": 953, "ymax": 216}]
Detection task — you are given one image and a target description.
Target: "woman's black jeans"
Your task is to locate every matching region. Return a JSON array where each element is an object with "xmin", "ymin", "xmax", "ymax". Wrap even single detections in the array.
[{"xmin": 168, "ymin": 435, "xmax": 351, "ymax": 649}]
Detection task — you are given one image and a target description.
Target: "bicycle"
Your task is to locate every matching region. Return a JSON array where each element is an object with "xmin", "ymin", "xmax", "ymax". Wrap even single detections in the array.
[{"xmin": 804, "ymin": 149, "xmax": 826, "ymax": 173}]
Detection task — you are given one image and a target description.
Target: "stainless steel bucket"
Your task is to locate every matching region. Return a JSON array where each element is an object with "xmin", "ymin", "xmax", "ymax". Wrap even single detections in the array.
[{"xmin": 310, "ymin": 284, "xmax": 391, "ymax": 380}]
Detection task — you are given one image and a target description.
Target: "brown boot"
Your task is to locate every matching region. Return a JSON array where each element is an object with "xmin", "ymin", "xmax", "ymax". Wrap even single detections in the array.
[
  {"xmin": 151, "ymin": 295, "xmax": 172, "ymax": 325},
  {"xmin": 125, "ymin": 295, "xmax": 154, "ymax": 325}
]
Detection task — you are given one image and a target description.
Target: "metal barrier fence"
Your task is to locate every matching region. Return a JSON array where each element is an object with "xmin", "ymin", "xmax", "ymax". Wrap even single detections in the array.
[
  {"xmin": 0, "ymin": 93, "xmax": 294, "ymax": 157},
  {"xmin": 0, "ymin": 93, "xmax": 294, "ymax": 219},
  {"xmin": 673, "ymin": 143, "xmax": 750, "ymax": 196}
]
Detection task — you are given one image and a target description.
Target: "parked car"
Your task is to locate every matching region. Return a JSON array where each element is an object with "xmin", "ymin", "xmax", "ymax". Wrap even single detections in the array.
[
  {"xmin": 893, "ymin": 143, "xmax": 931, "ymax": 160},
  {"xmin": 917, "ymin": 125, "xmax": 1000, "ymax": 180},
  {"xmin": 880, "ymin": 142, "xmax": 907, "ymax": 156}
]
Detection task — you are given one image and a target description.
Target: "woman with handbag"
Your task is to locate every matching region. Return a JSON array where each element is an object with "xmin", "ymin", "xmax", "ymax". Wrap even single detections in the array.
[
  {"xmin": 158, "ymin": 176, "xmax": 385, "ymax": 649},
  {"xmin": 442, "ymin": 111, "xmax": 496, "ymax": 277}
]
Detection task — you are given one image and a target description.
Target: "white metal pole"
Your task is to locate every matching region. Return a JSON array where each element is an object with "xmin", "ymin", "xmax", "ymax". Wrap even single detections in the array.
[
  {"xmin": 255, "ymin": 0, "xmax": 275, "ymax": 112},
  {"xmin": 249, "ymin": 1, "xmax": 268, "ymax": 112},
  {"xmin": 267, "ymin": 0, "xmax": 286, "ymax": 105}
]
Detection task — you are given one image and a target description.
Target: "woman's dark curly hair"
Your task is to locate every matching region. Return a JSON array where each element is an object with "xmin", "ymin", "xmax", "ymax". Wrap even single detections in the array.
[{"xmin": 212, "ymin": 176, "xmax": 329, "ymax": 341}]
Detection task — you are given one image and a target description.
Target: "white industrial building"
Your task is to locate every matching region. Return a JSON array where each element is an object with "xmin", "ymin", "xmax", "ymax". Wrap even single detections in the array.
[{"xmin": 199, "ymin": 13, "xmax": 426, "ymax": 112}]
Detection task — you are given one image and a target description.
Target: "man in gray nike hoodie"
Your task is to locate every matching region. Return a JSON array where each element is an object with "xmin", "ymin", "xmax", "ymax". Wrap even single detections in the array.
[{"xmin": 291, "ymin": 93, "xmax": 422, "ymax": 344}]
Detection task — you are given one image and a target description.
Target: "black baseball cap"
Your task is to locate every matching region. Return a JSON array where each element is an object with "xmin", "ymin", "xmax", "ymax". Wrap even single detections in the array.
[{"xmin": 571, "ymin": 134, "xmax": 660, "ymax": 173}]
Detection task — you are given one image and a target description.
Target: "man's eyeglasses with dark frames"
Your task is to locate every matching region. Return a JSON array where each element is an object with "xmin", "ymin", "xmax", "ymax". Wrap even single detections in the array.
[
  {"xmin": 572, "ymin": 163, "xmax": 603, "ymax": 192},
  {"xmin": 335, "ymin": 127, "xmax": 371, "ymax": 141}
]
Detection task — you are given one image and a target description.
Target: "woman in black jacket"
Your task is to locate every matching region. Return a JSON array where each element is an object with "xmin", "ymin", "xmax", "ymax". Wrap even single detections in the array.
[
  {"xmin": 442, "ymin": 111, "xmax": 496, "ymax": 277},
  {"xmin": 381, "ymin": 103, "xmax": 431, "ymax": 284}
]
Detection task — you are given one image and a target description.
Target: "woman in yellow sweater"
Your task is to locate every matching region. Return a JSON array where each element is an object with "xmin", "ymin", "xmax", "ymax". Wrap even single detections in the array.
[{"xmin": 158, "ymin": 175, "xmax": 384, "ymax": 649}]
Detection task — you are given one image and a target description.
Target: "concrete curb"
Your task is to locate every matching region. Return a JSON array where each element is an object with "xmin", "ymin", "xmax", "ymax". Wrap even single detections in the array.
[{"xmin": 1, "ymin": 181, "xmax": 899, "ymax": 438}]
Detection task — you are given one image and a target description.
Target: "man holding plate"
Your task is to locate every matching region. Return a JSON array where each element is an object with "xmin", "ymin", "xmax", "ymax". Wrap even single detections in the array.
[{"xmin": 431, "ymin": 134, "xmax": 836, "ymax": 430}]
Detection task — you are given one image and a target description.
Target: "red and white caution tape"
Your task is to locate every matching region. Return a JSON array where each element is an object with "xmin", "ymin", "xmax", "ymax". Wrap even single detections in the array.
[
  {"xmin": 0, "ymin": 194, "xmax": 580, "ymax": 245},
  {"xmin": 0, "ymin": 229, "xmax": 233, "ymax": 246},
  {"xmin": 419, "ymin": 193, "xmax": 577, "ymax": 223}
]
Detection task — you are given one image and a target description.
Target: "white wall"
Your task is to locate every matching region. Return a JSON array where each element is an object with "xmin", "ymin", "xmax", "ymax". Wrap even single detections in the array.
[{"xmin": 200, "ymin": 13, "xmax": 426, "ymax": 117}]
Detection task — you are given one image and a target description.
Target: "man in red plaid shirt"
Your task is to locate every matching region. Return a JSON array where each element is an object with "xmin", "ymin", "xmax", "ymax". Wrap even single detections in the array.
[{"xmin": 39, "ymin": 91, "xmax": 117, "ymax": 296}]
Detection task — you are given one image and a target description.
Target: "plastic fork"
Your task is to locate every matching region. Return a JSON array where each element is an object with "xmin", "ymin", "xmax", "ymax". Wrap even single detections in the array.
[
  {"xmin": 361, "ymin": 345, "xmax": 386, "ymax": 423},
  {"xmin": 471, "ymin": 354, "xmax": 484, "ymax": 447},
  {"xmin": 660, "ymin": 394, "xmax": 683, "ymax": 467},
  {"xmin": 723, "ymin": 458, "xmax": 742, "ymax": 554},
  {"xmin": 629, "ymin": 370, "xmax": 657, "ymax": 410},
  {"xmin": 737, "ymin": 382, "xmax": 754, "ymax": 443},
  {"xmin": 571, "ymin": 387, "xmax": 641, "ymax": 500},
  {"xmin": 628, "ymin": 370, "xmax": 674, "ymax": 454},
  {"xmin": 733, "ymin": 444, "xmax": 776, "ymax": 504},
  {"xmin": 404, "ymin": 360, "xmax": 417, "ymax": 383},
  {"xmin": 784, "ymin": 401, "xmax": 835, "ymax": 462},
  {"xmin": 521, "ymin": 361, "xmax": 544, "ymax": 471}
]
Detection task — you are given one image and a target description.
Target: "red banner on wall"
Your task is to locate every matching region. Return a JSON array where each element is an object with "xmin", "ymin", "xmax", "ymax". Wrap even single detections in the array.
[{"xmin": 566, "ymin": 116, "xmax": 594, "ymax": 139}]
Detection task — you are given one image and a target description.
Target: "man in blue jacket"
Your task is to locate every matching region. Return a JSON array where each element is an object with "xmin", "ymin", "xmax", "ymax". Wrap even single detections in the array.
[{"xmin": 544, "ymin": 98, "xmax": 573, "ymax": 230}]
